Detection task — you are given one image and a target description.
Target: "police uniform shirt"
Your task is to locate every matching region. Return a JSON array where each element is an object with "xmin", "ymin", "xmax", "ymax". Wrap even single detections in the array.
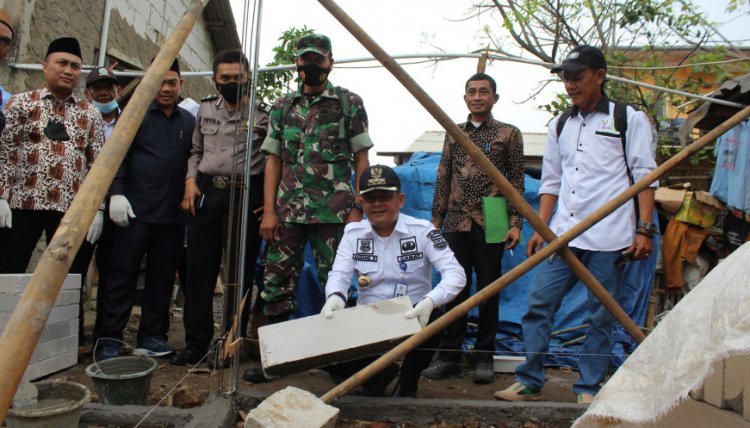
[
  {"xmin": 325, "ymin": 213, "xmax": 466, "ymax": 307},
  {"xmin": 541, "ymin": 97, "xmax": 657, "ymax": 251},
  {"xmin": 186, "ymin": 96, "xmax": 269, "ymax": 179}
]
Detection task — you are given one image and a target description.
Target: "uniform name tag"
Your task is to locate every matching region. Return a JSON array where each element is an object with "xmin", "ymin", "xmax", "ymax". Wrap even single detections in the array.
[
  {"xmin": 397, "ymin": 252, "xmax": 423, "ymax": 262},
  {"xmin": 353, "ymin": 254, "xmax": 378, "ymax": 262},
  {"xmin": 394, "ymin": 282, "xmax": 408, "ymax": 298}
]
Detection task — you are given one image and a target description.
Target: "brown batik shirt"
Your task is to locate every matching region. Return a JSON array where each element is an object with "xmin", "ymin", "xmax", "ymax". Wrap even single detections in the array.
[
  {"xmin": 432, "ymin": 114, "xmax": 524, "ymax": 233},
  {"xmin": 0, "ymin": 87, "xmax": 105, "ymax": 212}
]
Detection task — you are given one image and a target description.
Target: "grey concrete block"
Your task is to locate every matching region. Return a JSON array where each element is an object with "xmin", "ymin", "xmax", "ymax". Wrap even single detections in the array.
[
  {"xmin": 0, "ymin": 273, "xmax": 81, "ymax": 294},
  {"xmin": 259, "ymin": 296, "xmax": 419, "ymax": 376},
  {"xmin": 23, "ymin": 349, "xmax": 77, "ymax": 381},
  {"xmin": 0, "ymin": 289, "xmax": 80, "ymax": 312},
  {"xmin": 245, "ymin": 386, "xmax": 338, "ymax": 428},
  {"xmin": 30, "ymin": 335, "xmax": 78, "ymax": 364},
  {"xmin": 0, "ymin": 304, "xmax": 79, "ymax": 330},
  {"xmin": 38, "ymin": 319, "xmax": 78, "ymax": 344}
]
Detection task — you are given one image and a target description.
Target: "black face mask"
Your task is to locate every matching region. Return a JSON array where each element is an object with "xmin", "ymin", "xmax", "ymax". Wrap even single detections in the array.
[
  {"xmin": 218, "ymin": 82, "xmax": 243, "ymax": 105},
  {"xmin": 297, "ymin": 63, "xmax": 330, "ymax": 87}
]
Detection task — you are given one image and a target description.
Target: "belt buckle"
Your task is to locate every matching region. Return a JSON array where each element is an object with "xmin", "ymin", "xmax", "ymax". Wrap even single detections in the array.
[{"xmin": 212, "ymin": 176, "xmax": 229, "ymax": 189}]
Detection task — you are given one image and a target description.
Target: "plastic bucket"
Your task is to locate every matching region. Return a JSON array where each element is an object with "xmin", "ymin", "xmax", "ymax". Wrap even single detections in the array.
[
  {"xmin": 85, "ymin": 355, "xmax": 158, "ymax": 405},
  {"xmin": 5, "ymin": 381, "xmax": 90, "ymax": 428}
]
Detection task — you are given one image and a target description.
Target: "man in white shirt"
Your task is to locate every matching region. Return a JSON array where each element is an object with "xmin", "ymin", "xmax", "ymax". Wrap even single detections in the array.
[
  {"xmin": 322, "ymin": 164, "xmax": 466, "ymax": 397},
  {"xmin": 494, "ymin": 45, "xmax": 657, "ymax": 404}
]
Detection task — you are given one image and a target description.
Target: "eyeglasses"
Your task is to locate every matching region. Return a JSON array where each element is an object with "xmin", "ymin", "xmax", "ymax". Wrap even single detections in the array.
[{"xmin": 0, "ymin": 37, "xmax": 12, "ymax": 48}]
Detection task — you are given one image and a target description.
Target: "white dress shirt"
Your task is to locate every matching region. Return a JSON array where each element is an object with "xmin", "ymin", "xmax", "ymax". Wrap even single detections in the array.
[
  {"xmin": 540, "ymin": 98, "xmax": 658, "ymax": 251},
  {"xmin": 325, "ymin": 213, "xmax": 466, "ymax": 307}
]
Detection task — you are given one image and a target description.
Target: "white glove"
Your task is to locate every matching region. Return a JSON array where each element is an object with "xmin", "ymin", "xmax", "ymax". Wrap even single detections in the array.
[
  {"xmin": 86, "ymin": 210, "xmax": 104, "ymax": 244},
  {"xmin": 405, "ymin": 297, "xmax": 434, "ymax": 328},
  {"xmin": 0, "ymin": 199, "xmax": 11, "ymax": 228},
  {"xmin": 109, "ymin": 195, "xmax": 135, "ymax": 227},
  {"xmin": 321, "ymin": 294, "xmax": 346, "ymax": 319}
]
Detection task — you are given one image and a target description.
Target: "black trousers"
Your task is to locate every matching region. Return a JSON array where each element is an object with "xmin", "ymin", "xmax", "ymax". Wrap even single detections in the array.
[
  {"xmin": 324, "ymin": 308, "xmax": 444, "ymax": 394},
  {"xmin": 183, "ymin": 175, "xmax": 263, "ymax": 353},
  {"xmin": 95, "ymin": 220, "xmax": 183, "ymax": 344},
  {"xmin": 91, "ymin": 212, "xmax": 118, "ymax": 342},
  {"xmin": 438, "ymin": 222, "xmax": 503, "ymax": 363}
]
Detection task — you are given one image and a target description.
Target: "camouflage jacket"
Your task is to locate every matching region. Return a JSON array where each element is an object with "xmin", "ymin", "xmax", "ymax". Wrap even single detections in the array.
[{"xmin": 260, "ymin": 81, "xmax": 373, "ymax": 224}]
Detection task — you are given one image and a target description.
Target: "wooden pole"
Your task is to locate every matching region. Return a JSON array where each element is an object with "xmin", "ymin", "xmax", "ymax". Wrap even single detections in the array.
[
  {"xmin": 317, "ymin": 0, "xmax": 644, "ymax": 344},
  {"xmin": 322, "ymin": 103, "xmax": 750, "ymax": 403},
  {"xmin": 316, "ymin": 0, "xmax": 750, "ymax": 403},
  {"xmin": 0, "ymin": 0, "xmax": 210, "ymax": 419}
]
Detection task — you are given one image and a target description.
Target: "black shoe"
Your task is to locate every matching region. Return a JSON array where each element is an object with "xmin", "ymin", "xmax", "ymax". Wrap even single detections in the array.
[
  {"xmin": 355, "ymin": 364, "xmax": 399, "ymax": 397},
  {"xmin": 243, "ymin": 363, "xmax": 269, "ymax": 383},
  {"xmin": 473, "ymin": 360, "xmax": 495, "ymax": 385},
  {"xmin": 169, "ymin": 348, "xmax": 204, "ymax": 366},
  {"xmin": 422, "ymin": 359, "xmax": 462, "ymax": 380},
  {"xmin": 391, "ymin": 383, "xmax": 417, "ymax": 398}
]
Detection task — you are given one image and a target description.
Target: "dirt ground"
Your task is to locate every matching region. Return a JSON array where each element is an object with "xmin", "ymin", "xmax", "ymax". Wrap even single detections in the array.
[{"xmin": 46, "ymin": 302, "xmax": 579, "ymax": 426}]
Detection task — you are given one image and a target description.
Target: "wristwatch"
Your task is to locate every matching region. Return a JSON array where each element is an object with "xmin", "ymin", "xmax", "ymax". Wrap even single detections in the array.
[
  {"xmin": 351, "ymin": 203, "xmax": 363, "ymax": 212},
  {"xmin": 636, "ymin": 221, "xmax": 657, "ymax": 238}
]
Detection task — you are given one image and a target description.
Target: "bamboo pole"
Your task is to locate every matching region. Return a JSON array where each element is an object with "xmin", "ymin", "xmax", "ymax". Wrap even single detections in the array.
[
  {"xmin": 316, "ymin": 0, "xmax": 750, "ymax": 403},
  {"xmin": 0, "ymin": 0, "xmax": 210, "ymax": 418},
  {"xmin": 318, "ymin": 0, "xmax": 645, "ymax": 345}
]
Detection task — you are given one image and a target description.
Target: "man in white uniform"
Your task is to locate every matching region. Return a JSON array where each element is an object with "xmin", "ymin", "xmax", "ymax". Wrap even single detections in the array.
[{"xmin": 322, "ymin": 164, "xmax": 466, "ymax": 397}]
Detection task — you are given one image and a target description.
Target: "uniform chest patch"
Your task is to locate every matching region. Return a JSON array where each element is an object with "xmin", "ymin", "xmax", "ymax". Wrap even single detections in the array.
[
  {"xmin": 353, "ymin": 238, "xmax": 377, "ymax": 262},
  {"xmin": 201, "ymin": 117, "xmax": 218, "ymax": 125}
]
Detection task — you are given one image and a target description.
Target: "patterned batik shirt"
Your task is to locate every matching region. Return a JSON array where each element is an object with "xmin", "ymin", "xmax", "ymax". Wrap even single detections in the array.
[
  {"xmin": 260, "ymin": 81, "xmax": 373, "ymax": 224},
  {"xmin": 432, "ymin": 115, "xmax": 525, "ymax": 233},
  {"xmin": 0, "ymin": 87, "xmax": 105, "ymax": 212}
]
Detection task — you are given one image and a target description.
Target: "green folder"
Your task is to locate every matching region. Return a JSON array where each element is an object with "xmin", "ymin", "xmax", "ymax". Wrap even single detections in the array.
[{"xmin": 482, "ymin": 196, "xmax": 510, "ymax": 244}]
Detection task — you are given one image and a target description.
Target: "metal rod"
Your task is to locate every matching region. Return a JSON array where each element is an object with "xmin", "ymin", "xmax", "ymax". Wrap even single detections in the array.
[
  {"xmin": 0, "ymin": 0, "xmax": 211, "ymax": 420},
  {"xmin": 9, "ymin": 53, "xmax": 746, "ymax": 109},
  {"xmin": 316, "ymin": 0, "xmax": 750, "ymax": 403},
  {"xmin": 97, "ymin": 0, "xmax": 113, "ymax": 67}
]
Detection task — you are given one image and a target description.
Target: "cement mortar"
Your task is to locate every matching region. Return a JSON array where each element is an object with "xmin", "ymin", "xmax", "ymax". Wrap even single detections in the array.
[
  {"xmin": 79, "ymin": 395, "xmax": 234, "ymax": 428},
  {"xmin": 236, "ymin": 390, "xmax": 586, "ymax": 427}
]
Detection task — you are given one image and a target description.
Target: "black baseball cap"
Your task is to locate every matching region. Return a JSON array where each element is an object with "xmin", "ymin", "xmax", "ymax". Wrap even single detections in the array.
[
  {"xmin": 86, "ymin": 67, "xmax": 119, "ymax": 87},
  {"xmin": 550, "ymin": 45, "xmax": 607, "ymax": 74},
  {"xmin": 359, "ymin": 165, "xmax": 400, "ymax": 195}
]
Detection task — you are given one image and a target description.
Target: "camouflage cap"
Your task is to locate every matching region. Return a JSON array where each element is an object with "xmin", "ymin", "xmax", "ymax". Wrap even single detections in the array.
[{"xmin": 296, "ymin": 33, "xmax": 332, "ymax": 57}]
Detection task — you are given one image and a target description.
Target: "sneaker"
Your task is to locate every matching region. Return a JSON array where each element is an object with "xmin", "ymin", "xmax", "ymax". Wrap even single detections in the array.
[
  {"xmin": 473, "ymin": 360, "xmax": 495, "ymax": 385},
  {"xmin": 494, "ymin": 382, "xmax": 542, "ymax": 402},
  {"xmin": 576, "ymin": 392, "xmax": 594, "ymax": 404},
  {"xmin": 134, "ymin": 337, "xmax": 176, "ymax": 358},
  {"xmin": 97, "ymin": 344, "xmax": 121, "ymax": 361},
  {"xmin": 421, "ymin": 359, "xmax": 462, "ymax": 380}
]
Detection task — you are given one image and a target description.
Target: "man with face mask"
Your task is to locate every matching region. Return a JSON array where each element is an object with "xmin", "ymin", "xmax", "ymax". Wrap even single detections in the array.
[
  {"xmin": 84, "ymin": 67, "xmax": 121, "ymax": 348},
  {"xmin": 243, "ymin": 33, "xmax": 373, "ymax": 383},
  {"xmin": 170, "ymin": 49, "xmax": 269, "ymax": 367}
]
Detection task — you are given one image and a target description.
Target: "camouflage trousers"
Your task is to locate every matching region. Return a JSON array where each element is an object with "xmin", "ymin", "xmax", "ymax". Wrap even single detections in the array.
[{"xmin": 261, "ymin": 222, "xmax": 344, "ymax": 316}]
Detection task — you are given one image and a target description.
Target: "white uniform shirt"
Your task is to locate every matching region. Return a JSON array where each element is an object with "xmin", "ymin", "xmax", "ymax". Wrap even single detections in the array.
[
  {"xmin": 325, "ymin": 213, "xmax": 466, "ymax": 307},
  {"xmin": 540, "ymin": 98, "xmax": 657, "ymax": 251}
]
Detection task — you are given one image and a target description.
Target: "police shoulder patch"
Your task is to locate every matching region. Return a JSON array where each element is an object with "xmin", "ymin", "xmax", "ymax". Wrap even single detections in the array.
[{"xmin": 427, "ymin": 230, "xmax": 447, "ymax": 250}]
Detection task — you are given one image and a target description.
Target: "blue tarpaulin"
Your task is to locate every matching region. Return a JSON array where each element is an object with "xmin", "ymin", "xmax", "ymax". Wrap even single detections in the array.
[{"xmin": 287, "ymin": 151, "xmax": 655, "ymax": 369}]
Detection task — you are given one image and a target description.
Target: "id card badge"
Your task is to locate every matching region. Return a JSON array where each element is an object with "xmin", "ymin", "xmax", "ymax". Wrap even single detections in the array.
[{"xmin": 394, "ymin": 282, "xmax": 408, "ymax": 298}]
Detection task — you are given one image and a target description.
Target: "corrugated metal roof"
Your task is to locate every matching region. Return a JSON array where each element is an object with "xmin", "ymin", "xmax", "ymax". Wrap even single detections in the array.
[
  {"xmin": 204, "ymin": 0, "xmax": 241, "ymax": 51},
  {"xmin": 378, "ymin": 130, "xmax": 547, "ymax": 157}
]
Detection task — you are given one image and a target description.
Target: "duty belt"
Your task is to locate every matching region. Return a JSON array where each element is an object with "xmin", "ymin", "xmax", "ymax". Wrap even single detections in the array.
[{"xmin": 212, "ymin": 176, "xmax": 230, "ymax": 189}]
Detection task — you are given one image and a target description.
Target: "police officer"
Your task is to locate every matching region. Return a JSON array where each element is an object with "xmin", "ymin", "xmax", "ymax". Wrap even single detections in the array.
[
  {"xmin": 321, "ymin": 165, "xmax": 466, "ymax": 397},
  {"xmin": 170, "ymin": 49, "xmax": 269, "ymax": 366}
]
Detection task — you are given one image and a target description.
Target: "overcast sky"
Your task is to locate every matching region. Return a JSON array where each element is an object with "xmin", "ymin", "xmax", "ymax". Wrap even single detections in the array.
[{"xmin": 229, "ymin": 0, "xmax": 748, "ymax": 165}]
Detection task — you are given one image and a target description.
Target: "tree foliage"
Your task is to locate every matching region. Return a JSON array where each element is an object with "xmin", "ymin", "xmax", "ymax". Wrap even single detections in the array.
[
  {"xmin": 256, "ymin": 26, "xmax": 315, "ymax": 103},
  {"xmin": 470, "ymin": 0, "xmax": 749, "ymax": 122}
]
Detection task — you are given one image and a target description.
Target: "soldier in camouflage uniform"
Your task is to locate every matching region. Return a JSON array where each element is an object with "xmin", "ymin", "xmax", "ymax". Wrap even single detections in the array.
[
  {"xmin": 244, "ymin": 33, "xmax": 372, "ymax": 382},
  {"xmin": 260, "ymin": 33, "xmax": 372, "ymax": 317}
]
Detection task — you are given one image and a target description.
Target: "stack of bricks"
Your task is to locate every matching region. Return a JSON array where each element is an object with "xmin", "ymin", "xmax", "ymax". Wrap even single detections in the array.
[
  {"xmin": 0, "ymin": 274, "xmax": 80, "ymax": 380},
  {"xmin": 692, "ymin": 354, "xmax": 750, "ymax": 422}
]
